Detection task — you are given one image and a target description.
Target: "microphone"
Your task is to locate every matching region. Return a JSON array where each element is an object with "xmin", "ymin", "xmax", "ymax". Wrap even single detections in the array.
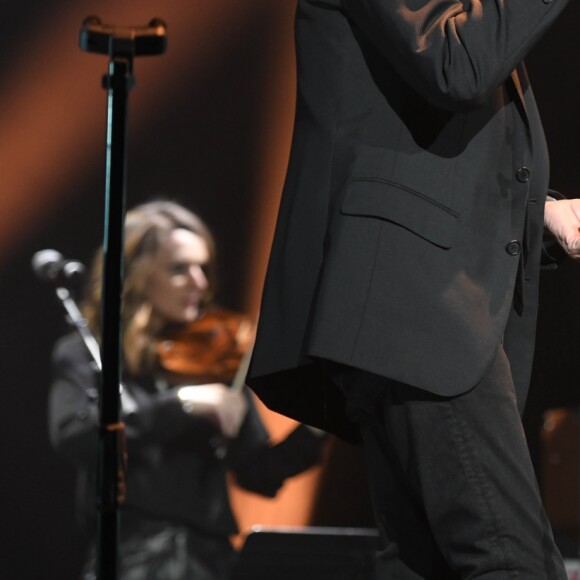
[{"xmin": 31, "ymin": 249, "xmax": 86, "ymax": 285}]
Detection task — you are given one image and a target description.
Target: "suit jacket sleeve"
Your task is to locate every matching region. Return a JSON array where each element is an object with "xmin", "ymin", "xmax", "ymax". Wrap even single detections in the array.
[
  {"xmin": 341, "ymin": 0, "xmax": 569, "ymax": 110},
  {"xmin": 48, "ymin": 334, "xmax": 222, "ymax": 463},
  {"xmin": 227, "ymin": 396, "xmax": 327, "ymax": 497}
]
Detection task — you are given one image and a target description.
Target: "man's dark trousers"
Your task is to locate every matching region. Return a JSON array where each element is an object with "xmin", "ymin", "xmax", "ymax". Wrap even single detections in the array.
[{"xmin": 332, "ymin": 347, "xmax": 566, "ymax": 579}]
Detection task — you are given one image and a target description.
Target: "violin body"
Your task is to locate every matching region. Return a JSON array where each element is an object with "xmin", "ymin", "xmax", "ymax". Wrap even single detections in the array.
[{"xmin": 156, "ymin": 307, "xmax": 253, "ymax": 384}]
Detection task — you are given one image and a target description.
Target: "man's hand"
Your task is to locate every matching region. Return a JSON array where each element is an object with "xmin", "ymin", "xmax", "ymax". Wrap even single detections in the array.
[{"xmin": 544, "ymin": 199, "xmax": 580, "ymax": 261}]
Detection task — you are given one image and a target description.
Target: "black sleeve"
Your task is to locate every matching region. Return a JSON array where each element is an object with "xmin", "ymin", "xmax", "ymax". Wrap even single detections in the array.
[
  {"xmin": 341, "ymin": 0, "xmax": 569, "ymax": 110},
  {"xmin": 48, "ymin": 334, "xmax": 220, "ymax": 464},
  {"xmin": 227, "ymin": 392, "xmax": 327, "ymax": 497},
  {"xmin": 121, "ymin": 388, "xmax": 221, "ymax": 451},
  {"xmin": 48, "ymin": 335, "xmax": 100, "ymax": 463}
]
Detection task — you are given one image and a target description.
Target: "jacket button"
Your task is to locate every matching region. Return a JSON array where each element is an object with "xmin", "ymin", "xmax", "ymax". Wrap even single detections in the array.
[
  {"xmin": 506, "ymin": 240, "xmax": 521, "ymax": 256},
  {"xmin": 86, "ymin": 387, "xmax": 98, "ymax": 400},
  {"xmin": 516, "ymin": 167, "xmax": 530, "ymax": 183}
]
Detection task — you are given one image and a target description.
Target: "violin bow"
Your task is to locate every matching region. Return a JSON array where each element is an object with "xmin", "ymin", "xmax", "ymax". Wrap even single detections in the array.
[{"xmin": 230, "ymin": 319, "xmax": 255, "ymax": 393}]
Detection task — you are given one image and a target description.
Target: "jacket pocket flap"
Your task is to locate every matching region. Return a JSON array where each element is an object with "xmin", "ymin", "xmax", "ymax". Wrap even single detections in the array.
[{"xmin": 341, "ymin": 178, "xmax": 459, "ymax": 249}]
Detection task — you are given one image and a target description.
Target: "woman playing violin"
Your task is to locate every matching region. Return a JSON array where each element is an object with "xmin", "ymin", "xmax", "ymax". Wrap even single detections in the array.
[{"xmin": 48, "ymin": 200, "xmax": 326, "ymax": 580}]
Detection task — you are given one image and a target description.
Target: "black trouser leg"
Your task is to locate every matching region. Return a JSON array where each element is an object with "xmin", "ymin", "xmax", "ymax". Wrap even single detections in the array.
[{"xmin": 332, "ymin": 348, "xmax": 566, "ymax": 579}]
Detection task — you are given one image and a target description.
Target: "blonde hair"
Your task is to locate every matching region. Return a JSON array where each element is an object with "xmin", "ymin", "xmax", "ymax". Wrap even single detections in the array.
[{"xmin": 82, "ymin": 200, "xmax": 216, "ymax": 375}]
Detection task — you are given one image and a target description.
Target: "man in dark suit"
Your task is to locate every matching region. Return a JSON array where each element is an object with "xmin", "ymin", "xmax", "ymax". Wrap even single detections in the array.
[{"xmin": 247, "ymin": 0, "xmax": 580, "ymax": 576}]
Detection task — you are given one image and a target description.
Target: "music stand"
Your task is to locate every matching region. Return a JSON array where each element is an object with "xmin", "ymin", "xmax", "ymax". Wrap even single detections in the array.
[{"xmin": 232, "ymin": 526, "xmax": 378, "ymax": 580}]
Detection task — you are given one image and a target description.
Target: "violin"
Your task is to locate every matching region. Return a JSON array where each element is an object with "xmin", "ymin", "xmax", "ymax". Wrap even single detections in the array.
[{"xmin": 155, "ymin": 307, "xmax": 254, "ymax": 385}]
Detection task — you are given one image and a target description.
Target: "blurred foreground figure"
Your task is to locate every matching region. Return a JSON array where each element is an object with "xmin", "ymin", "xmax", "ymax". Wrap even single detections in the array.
[
  {"xmin": 48, "ymin": 200, "xmax": 326, "ymax": 580},
  {"xmin": 247, "ymin": 0, "xmax": 580, "ymax": 577}
]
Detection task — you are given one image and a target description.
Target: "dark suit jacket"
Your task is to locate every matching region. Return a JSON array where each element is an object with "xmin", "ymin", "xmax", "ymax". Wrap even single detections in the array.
[{"xmin": 247, "ymin": 0, "xmax": 569, "ymax": 440}]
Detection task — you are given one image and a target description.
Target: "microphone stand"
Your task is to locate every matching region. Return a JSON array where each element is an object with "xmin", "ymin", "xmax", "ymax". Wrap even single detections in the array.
[
  {"xmin": 79, "ymin": 17, "xmax": 167, "ymax": 580},
  {"xmin": 55, "ymin": 285, "xmax": 103, "ymax": 369}
]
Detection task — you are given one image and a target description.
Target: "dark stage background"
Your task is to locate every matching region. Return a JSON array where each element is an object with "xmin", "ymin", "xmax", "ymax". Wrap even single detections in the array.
[{"xmin": 0, "ymin": 2, "xmax": 578, "ymax": 578}]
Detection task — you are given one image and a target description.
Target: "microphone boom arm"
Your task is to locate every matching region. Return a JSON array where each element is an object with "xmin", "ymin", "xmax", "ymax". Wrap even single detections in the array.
[{"xmin": 55, "ymin": 286, "xmax": 103, "ymax": 370}]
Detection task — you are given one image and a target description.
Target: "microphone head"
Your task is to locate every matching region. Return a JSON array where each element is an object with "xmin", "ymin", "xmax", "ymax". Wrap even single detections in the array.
[
  {"xmin": 62, "ymin": 260, "xmax": 86, "ymax": 279},
  {"xmin": 32, "ymin": 249, "xmax": 86, "ymax": 284},
  {"xmin": 31, "ymin": 249, "xmax": 64, "ymax": 281}
]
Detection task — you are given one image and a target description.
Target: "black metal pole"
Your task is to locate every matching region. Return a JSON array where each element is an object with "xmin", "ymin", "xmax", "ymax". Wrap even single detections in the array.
[
  {"xmin": 79, "ymin": 17, "xmax": 167, "ymax": 580},
  {"xmin": 95, "ymin": 55, "xmax": 131, "ymax": 580}
]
